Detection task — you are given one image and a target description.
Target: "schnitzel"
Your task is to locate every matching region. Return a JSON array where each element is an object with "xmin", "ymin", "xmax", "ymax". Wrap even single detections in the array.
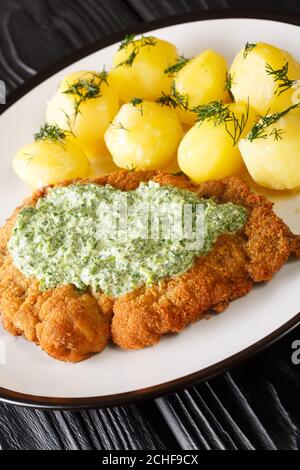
[{"xmin": 0, "ymin": 171, "xmax": 299, "ymax": 362}]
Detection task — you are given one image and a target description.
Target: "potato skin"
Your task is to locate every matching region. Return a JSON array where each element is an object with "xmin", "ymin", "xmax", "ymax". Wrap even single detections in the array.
[
  {"xmin": 239, "ymin": 108, "xmax": 300, "ymax": 190},
  {"xmin": 47, "ymin": 71, "xmax": 119, "ymax": 161},
  {"xmin": 230, "ymin": 42, "xmax": 300, "ymax": 115},
  {"xmin": 174, "ymin": 49, "xmax": 231, "ymax": 125},
  {"xmin": 105, "ymin": 101, "xmax": 183, "ymax": 170},
  {"xmin": 110, "ymin": 38, "xmax": 178, "ymax": 102}
]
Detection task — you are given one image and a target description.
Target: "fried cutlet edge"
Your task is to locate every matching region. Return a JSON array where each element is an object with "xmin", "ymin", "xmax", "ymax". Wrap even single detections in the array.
[{"xmin": 0, "ymin": 170, "xmax": 299, "ymax": 360}]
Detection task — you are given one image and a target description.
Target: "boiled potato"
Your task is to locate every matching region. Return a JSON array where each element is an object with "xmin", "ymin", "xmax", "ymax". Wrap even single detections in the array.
[
  {"xmin": 13, "ymin": 125, "xmax": 90, "ymax": 188},
  {"xmin": 47, "ymin": 71, "xmax": 119, "ymax": 161},
  {"xmin": 174, "ymin": 50, "xmax": 231, "ymax": 125},
  {"xmin": 239, "ymin": 107, "xmax": 300, "ymax": 189},
  {"xmin": 161, "ymin": 155, "xmax": 181, "ymax": 174},
  {"xmin": 110, "ymin": 36, "xmax": 177, "ymax": 102},
  {"xmin": 178, "ymin": 102, "xmax": 255, "ymax": 183},
  {"xmin": 230, "ymin": 42, "xmax": 300, "ymax": 115},
  {"xmin": 105, "ymin": 101, "xmax": 182, "ymax": 170},
  {"xmin": 88, "ymin": 153, "xmax": 120, "ymax": 178}
]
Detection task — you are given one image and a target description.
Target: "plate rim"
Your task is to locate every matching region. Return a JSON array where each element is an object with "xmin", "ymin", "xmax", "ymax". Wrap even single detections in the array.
[{"xmin": 1, "ymin": 7, "xmax": 300, "ymax": 409}]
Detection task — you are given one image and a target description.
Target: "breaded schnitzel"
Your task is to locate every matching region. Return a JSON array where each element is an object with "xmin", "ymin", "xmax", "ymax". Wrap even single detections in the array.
[{"xmin": 0, "ymin": 171, "xmax": 299, "ymax": 362}]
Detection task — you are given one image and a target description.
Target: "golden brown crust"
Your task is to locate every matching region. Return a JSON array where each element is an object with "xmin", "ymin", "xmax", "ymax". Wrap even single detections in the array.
[
  {"xmin": 0, "ymin": 171, "xmax": 299, "ymax": 360},
  {"xmin": 112, "ymin": 234, "xmax": 253, "ymax": 349}
]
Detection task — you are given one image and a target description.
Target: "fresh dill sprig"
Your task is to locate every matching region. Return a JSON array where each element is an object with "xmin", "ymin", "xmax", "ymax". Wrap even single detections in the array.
[
  {"xmin": 164, "ymin": 55, "xmax": 190, "ymax": 77},
  {"xmin": 130, "ymin": 97, "xmax": 144, "ymax": 115},
  {"xmin": 117, "ymin": 48, "xmax": 138, "ymax": 67},
  {"xmin": 266, "ymin": 62, "xmax": 296, "ymax": 96},
  {"xmin": 156, "ymin": 92, "xmax": 178, "ymax": 108},
  {"xmin": 63, "ymin": 71, "xmax": 108, "ymax": 118},
  {"xmin": 224, "ymin": 72, "xmax": 235, "ymax": 100},
  {"xmin": 117, "ymin": 35, "xmax": 157, "ymax": 67},
  {"xmin": 156, "ymin": 84, "xmax": 189, "ymax": 110},
  {"xmin": 247, "ymin": 103, "xmax": 299, "ymax": 142},
  {"xmin": 34, "ymin": 124, "xmax": 66, "ymax": 142},
  {"xmin": 140, "ymin": 36, "xmax": 157, "ymax": 47},
  {"xmin": 193, "ymin": 100, "xmax": 231, "ymax": 126},
  {"xmin": 172, "ymin": 86, "xmax": 189, "ymax": 110},
  {"xmin": 60, "ymin": 109, "xmax": 76, "ymax": 138},
  {"xmin": 119, "ymin": 34, "xmax": 136, "ymax": 50},
  {"xmin": 224, "ymin": 101, "xmax": 250, "ymax": 146},
  {"xmin": 193, "ymin": 100, "xmax": 250, "ymax": 146},
  {"xmin": 243, "ymin": 42, "xmax": 257, "ymax": 59},
  {"xmin": 21, "ymin": 152, "xmax": 35, "ymax": 167},
  {"xmin": 270, "ymin": 128, "xmax": 285, "ymax": 141},
  {"xmin": 127, "ymin": 164, "xmax": 138, "ymax": 172}
]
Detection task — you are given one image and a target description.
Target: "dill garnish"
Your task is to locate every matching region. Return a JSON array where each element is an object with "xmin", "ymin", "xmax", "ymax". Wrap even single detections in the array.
[
  {"xmin": 117, "ymin": 48, "xmax": 138, "ymax": 68},
  {"xmin": 247, "ymin": 103, "xmax": 299, "ymax": 142},
  {"xmin": 270, "ymin": 128, "xmax": 285, "ymax": 141},
  {"xmin": 117, "ymin": 35, "xmax": 157, "ymax": 67},
  {"xmin": 156, "ymin": 92, "xmax": 178, "ymax": 108},
  {"xmin": 21, "ymin": 153, "xmax": 35, "ymax": 167},
  {"xmin": 266, "ymin": 62, "xmax": 296, "ymax": 96},
  {"xmin": 224, "ymin": 72, "xmax": 235, "ymax": 100},
  {"xmin": 131, "ymin": 97, "xmax": 144, "ymax": 115},
  {"xmin": 156, "ymin": 84, "xmax": 189, "ymax": 110},
  {"xmin": 193, "ymin": 100, "xmax": 231, "ymax": 126},
  {"xmin": 34, "ymin": 124, "xmax": 67, "ymax": 142},
  {"xmin": 119, "ymin": 34, "xmax": 136, "ymax": 50},
  {"xmin": 193, "ymin": 100, "xmax": 250, "ymax": 146},
  {"xmin": 164, "ymin": 56, "xmax": 190, "ymax": 77},
  {"xmin": 243, "ymin": 42, "xmax": 257, "ymax": 59},
  {"xmin": 63, "ymin": 71, "xmax": 108, "ymax": 118}
]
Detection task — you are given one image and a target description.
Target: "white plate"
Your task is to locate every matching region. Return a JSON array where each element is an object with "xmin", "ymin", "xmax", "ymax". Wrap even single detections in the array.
[{"xmin": 1, "ymin": 11, "xmax": 300, "ymax": 408}]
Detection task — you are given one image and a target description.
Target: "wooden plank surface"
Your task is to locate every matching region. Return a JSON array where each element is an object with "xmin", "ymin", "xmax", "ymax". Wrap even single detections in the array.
[{"xmin": 0, "ymin": 0, "xmax": 300, "ymax": 450}]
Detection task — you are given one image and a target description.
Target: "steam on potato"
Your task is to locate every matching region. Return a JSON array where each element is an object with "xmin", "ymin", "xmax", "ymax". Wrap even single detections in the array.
[{"xmin": 47, "ymin": 70, "xmax": 119, "ymax": 161}]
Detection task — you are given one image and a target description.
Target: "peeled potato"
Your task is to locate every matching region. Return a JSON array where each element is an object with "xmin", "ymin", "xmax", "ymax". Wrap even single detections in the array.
[
  {"xmin": 239, "ymin": 107, "xmax": 300, "ymax": 189},
  {"xmin": 230, "ymin": 42, "xmax": 300, "ymax": 115},
  {"xmin": 13, "ymin": 136, "xmax": 90, "ymax": 188},
  {"xmin": 174, "ymin": 50, "xmax": 231, "ymax": 125},
  {"xmin": 47, "ymin": 71, "xmax": 119, "ymax": 161},
  {"xmin": 88, "ymin": 153, "xmax": 120, "ymax": 178},
  {"xmin": 110, "ymin": 37, "xmax": 177, "ymax": 102},
  {"xmin": 178, "ymin": 102, "xmax": 255, "ymax": 183},
  {"xmin": 105, "ymin": 101, "xmax": 182, "ymax": 170},
  {"xmin": 161, "ymin": 155, "xmax": 181, "ymax": 174}
]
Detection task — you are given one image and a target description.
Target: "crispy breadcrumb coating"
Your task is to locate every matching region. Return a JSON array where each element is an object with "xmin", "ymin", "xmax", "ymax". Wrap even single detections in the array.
[{"xmin": 0, "ymin": 171, "xmax": 299, "ymax": 361}]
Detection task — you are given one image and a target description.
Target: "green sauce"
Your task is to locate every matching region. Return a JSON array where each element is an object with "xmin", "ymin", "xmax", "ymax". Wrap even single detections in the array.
[{"xmin": 8, "ymin": 182, "xmax": 247, "ymax": 297}]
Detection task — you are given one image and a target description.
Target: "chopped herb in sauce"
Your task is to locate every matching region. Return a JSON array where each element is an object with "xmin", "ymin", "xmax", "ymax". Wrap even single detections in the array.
[{"xmin": 9, "ymin": 182, "xmax": 247, "ymax": 297}]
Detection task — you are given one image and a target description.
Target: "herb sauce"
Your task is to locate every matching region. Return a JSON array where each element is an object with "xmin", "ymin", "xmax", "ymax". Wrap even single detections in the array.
[{"xmin": 9, "ymin": 182, "xmax": 247, "ymax": 297}]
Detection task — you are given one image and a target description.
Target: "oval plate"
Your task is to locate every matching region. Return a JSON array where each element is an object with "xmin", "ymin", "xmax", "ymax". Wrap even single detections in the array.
[{"xmin": 1, "ymin": 10, "xmax": 300, "ymax": 409}]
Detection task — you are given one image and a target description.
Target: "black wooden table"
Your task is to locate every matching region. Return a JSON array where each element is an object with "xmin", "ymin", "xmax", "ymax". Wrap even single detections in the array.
[{"xmin": 1, "ymin": 0, "xmax": 300, "ymax": 451}]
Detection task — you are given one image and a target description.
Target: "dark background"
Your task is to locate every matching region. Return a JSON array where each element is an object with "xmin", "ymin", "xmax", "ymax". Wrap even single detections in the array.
[{"xmin": 1, "ymin": 0, "xmax": 300, "ymax": 450}]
